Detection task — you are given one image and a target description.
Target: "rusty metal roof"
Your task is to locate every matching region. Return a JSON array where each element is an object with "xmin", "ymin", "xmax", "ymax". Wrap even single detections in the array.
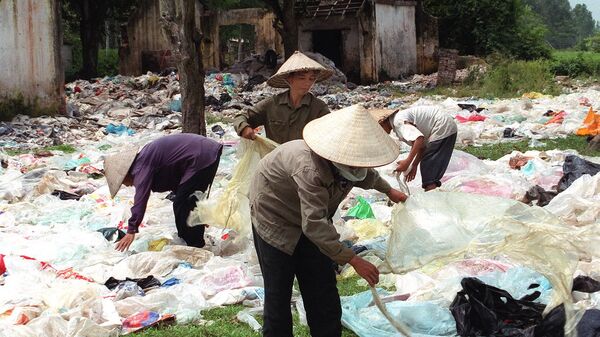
[{"xmin": 296, "ymin": 0, "xmax": 367, "ymax": 19}]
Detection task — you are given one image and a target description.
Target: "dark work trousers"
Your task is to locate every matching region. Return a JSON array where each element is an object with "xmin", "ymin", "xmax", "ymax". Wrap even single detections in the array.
[
  {"xmin": 420, "ymin": 132, "xmax": 457, "ymax": 188},
  {"xmin": 252, "ymin": 226, "xmax": 342, "ymax": 337},
  {"xmin": 172, "ymin": 152, "xmax": 221, "ymax": 248}
]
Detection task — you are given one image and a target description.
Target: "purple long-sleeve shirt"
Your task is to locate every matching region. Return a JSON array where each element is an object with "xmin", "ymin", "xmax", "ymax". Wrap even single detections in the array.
[{"xmin": 127, "ymin": 134, "xmax": 223, "ymax": 233}]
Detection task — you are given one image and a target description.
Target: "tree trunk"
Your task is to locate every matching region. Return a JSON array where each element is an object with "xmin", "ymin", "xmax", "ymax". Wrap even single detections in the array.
[
  {"xmin": 281, "ymin": 0, "xmax": 298, "ymax": 59},
  {"xmin": 159, "ymin": 0, "xmax": 206, "ymax": 135},
  {"xmin": 265, "ymin": 0, "xmax": 298, "ymax": 59},
  {"xmin": 79, "ymin": 0, "xmax": 107, "ymax": 79}
]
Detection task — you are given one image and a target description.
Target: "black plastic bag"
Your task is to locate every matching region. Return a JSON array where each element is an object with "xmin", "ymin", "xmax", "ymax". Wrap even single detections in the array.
[
  {"xmin": 450, "ymin": 277, "xmax": 552, "ymax": 337},
  {"xmin": 557, "ymin": 155, "xmax": 600, "ymax": 192}
]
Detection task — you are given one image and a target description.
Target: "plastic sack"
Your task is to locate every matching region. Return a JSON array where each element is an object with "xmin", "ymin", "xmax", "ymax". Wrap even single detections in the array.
[
  {"xmin": 346, "ymin": 197, "xmax": 376, "ymax": 219},
  {"xmin": 191, "ymin": 136, "xmax": 278, "ymax": 236}
]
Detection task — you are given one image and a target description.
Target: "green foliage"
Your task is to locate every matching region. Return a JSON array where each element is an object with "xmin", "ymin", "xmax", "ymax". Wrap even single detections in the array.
[
  {"xmin": 458, "ymin": 135, "xmax": 596, "ymax": 160},
  {"xmin": 509, "ymin": 5, "xmax": 552, "ymax": 60},
  {"xmin": 97, "ymin": 49, "xmax": 120, "ymax": 77},
  {"xmin": 44, "ymin": 145, "xmax": 77, "ymax": 154},
  {"xmin": 424, "ymin": 0, "xmax": 551, "ymax": 60},
  {"xmin": 6, "ymin": 144, "xmax": 79, "ymax": 157},
  {"xmin": 522, "ymin": 0, "xmax": 576, "ymax": 49},
  {"xmin": 426, "ymin": 58, "xmax": 559, "ymax": 99},
  {"xmin": 523, "ymin": 0, "xmax": 597, "ymax": 49},
  {"xmin": 480, "ymin": 59, "xmax": 559, "ymax": 98},
  {"xmin": 219, "ymin": 24, "xmax": 257, "ymax": 67},
  {"xmin": 551, "ymin": 51, "xmax": 600, "ymax": 78},
  {"xmin": 572, "ymin": 4, "xmax": 596, "ymax": 43},
  {"xmin": 581, "ymin": 33, "xmax": 600, "ymax": 53}
]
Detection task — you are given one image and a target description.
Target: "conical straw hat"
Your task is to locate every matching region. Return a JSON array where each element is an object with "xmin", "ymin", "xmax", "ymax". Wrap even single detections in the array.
[
  {"xmin": 303, "ymin": 104, "xmax": 400, "ymax": 167},
  {"xmin": 369, "ymin": 108, "xmax": 397, "ymax": 123},
  {"xmin": 267, "ymin": 51, "xmax": 334, "ymax": 88},
  {"xmin": 104, "ymin": 146, "xmax": 139, "ymax": 198}
]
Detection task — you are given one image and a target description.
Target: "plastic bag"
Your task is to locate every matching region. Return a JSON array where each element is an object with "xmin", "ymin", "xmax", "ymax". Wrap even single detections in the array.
[
  {"xmin": 347, "ymin": 218, "xmax": 390, "ymax": 241},
  {"xmin": 341, "ymin": 289, "xmax": 456, "ymax": 337},
  {"xmin": 346, "ymin": 197, "xmax": 376, "ymax": 219},
  {"xmin": 545, "ymin": 174, "xmax": 600, "ymax": 225},
  {"xmin": 190, "ymin": 136, "xmax": 278, "ymax": 237},
  {"xmin": 557, "ymin": 155, "xmax": 600, "ymax": 193}
]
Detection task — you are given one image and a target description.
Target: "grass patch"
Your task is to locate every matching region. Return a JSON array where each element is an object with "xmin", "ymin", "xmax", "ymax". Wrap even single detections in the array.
[
  {"xmin": 136, "ymin": 277, "xmax": 368, "ymax": 337},
  {"xmin": 4, "ymin": 144, "xmax": 77, "ymax": 156},
  {"xmin": 458, "ymin": 134, "xmax": 595, "ymax": 160},
  {"xmin": 206, "ymin": 111, "xmax": 233, "ymax": 125}
]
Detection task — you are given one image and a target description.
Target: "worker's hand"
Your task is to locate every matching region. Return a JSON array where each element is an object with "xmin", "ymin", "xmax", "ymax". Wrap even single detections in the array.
[
  {"xmin": 349, "ymin": 255, "xmax": 379, "ymax": 286},
  {"xmin": 387, "ymin": 188, "xmax": 408, "ymax": 203},
  {"xmin": 115, "ymin": 233, "xmax": 135, "ymax": 252},
  {"xmin": 240, "ymin": 126, "xmax": 256, "ymax": 140},
  {"xmin": 406, "ymin": 165, "xmax": 418, "ymax": 182},
  {"xmin": 394, "ymin": 159, "xmax": 411, "ymax": 173}
]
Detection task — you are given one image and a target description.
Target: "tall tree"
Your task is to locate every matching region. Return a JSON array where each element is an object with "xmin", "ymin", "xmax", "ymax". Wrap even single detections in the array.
[
  {"xmin": 262, "ymin": 0, "xmax": 298, "ymax": 58},
  {"xmin": 63, "ymin": 0, "xmax": 138, "ymax": 79},
  {"xmin": 572, "ymin": 4, "xmax": 596, "ymax": 43},
  {"xmin": 424, "ymin": 0, "xmax": 550, "ymax": 59},
  {"xmin": 159, "ymin": 0, "xmax": 206, "ymax": 135},
  {"xmin": 68, "ymin": 0, "xmax": 109, "ymax": 79},
  {"xmin": 522, "ymin": 0, "xmax": 576, "ymax": 49}
]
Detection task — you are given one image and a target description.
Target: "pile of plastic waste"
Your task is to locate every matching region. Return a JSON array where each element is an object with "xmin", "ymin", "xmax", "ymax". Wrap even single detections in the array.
[{"xmin": 1, "ymin": 67, "xmax": 599, "ymax": 336}]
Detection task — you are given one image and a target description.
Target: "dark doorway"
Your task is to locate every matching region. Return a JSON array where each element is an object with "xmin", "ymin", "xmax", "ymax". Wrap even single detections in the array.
[{"xmin": 312, "ymin": 30, "xmax": 342, "ymax": 68}]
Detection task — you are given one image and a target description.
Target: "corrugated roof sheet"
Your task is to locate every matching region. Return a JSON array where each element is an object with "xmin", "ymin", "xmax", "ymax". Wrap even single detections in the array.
[{"xmin": 296, "ymin": 0, "xmax": 367, "ymax": 19}]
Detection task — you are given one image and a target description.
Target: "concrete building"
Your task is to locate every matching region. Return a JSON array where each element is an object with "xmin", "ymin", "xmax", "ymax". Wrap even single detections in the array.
[
  {"xmin": 297, "ymin": 0, "xmax": 438, "ymax": 83},
  {"xmin": 0, "ymin": 0, "xmax": 64, "ymax": 115},
  {"xmin": 120, "ymin": 0, "xmax": 438, "ymax": 84}
]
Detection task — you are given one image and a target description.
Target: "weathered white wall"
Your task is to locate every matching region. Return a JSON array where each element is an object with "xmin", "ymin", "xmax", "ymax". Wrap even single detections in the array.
[
  {"xmin": 0, "ymin": 0, "xmax": 64, "ymax": 111},
  {"xmin": 375, "ymin": 3, "xmax": 417, "ymax": 79}
]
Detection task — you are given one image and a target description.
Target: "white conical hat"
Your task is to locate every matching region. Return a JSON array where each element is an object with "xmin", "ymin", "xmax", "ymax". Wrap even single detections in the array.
[
  {"xmin": 103, "ymin": 146, "xmax": 139, "ymax": 198},
  {"xmin": 267, "ymin": 51, "xmax": 333, "ymax": 88},
  {"xmin": 303, "ymin": 104, "xmax": 400, "ymax": 167},
  {"xmin": 369, "ymin": 108, "xmax": 397, "ymax": 123}
]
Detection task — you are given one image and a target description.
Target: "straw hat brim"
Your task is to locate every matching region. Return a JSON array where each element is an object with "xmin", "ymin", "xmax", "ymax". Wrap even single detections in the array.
[
  {"xmin": 267, "ymin": 51, "xmax": 334, "ymax": 88},
  {"xmin": 303, "ymin": 104, "xmax": 400, "ymax": 167},
  {"xmin": 369, "ymin": 108, "xmax": 397, "ymax": 123},
  {"xmin": 267, "ymin": 68, "xmax": 334, "ymax": 88},
  {"xmin": 104, "ymin": 146, "xmax": 139, "ymax": 198}
]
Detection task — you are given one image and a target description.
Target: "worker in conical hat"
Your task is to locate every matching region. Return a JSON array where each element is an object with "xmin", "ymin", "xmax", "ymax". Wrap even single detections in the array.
[
  {"xmin": 249, "ymin": 104, "xmax": 407, "ymax": 337},
  {"xmin": 233, "ymin": 51, "xmax": 334, "ymax": 144}
]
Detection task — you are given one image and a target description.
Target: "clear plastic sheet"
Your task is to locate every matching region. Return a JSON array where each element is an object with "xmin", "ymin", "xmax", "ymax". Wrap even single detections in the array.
[
  {"xmin": 190, "ymin": 136, "xmax": 278, "ymax": 237},
  {"xmin": 383, "ymin": 191, "xmax": 600, "ymax": 335}
]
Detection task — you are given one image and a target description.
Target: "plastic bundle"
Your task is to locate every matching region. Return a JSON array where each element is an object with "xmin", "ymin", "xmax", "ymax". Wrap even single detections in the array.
[{"xmin": 190, "ymin": 136, "xmax": 278, "ymax": 237}]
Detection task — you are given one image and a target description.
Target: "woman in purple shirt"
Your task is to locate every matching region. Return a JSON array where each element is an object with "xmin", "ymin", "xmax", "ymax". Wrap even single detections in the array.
[{"xmin": 103, "ymin": 133, "xmax": 223, "ymax": 251}]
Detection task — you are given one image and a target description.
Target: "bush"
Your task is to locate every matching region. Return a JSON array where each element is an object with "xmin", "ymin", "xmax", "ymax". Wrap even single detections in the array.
[
  {"xmin": 479, "ymin": 59, "xmax": 559, "ymax": 98},
  {"xmin": 97, "ymin": 48, "xmax": 119, "ymax": 77},
  {"xmin": 551, "ymin": 51, "xmax": 600, "ymax": 78}
]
